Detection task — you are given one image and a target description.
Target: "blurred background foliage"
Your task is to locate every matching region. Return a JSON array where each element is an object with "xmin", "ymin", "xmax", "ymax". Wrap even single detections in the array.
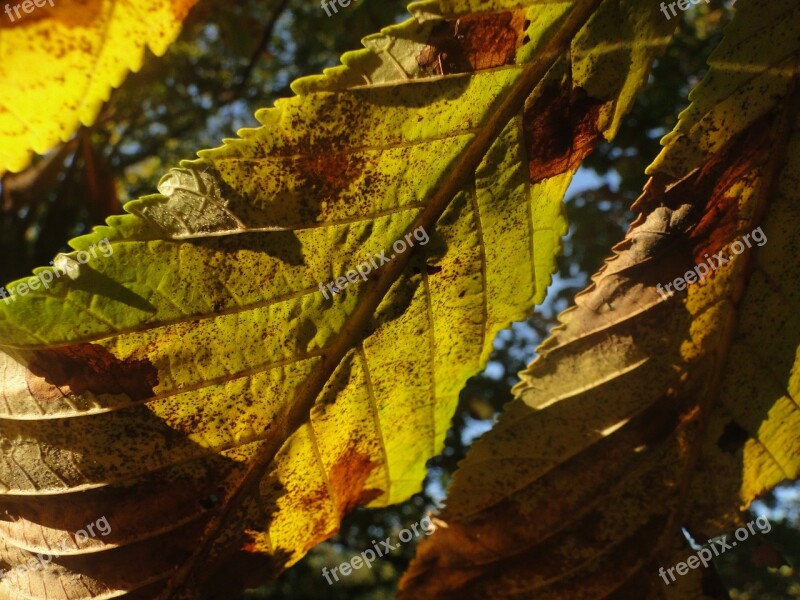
[{"xmin": 0, "ymin": 1, "xmax": 796, "ymax": 598}]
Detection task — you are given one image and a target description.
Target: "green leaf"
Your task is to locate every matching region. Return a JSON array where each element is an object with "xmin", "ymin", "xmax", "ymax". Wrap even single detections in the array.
[{"xmin": 0, "ymin": 0, "xmax": 674, "ymax": 596}]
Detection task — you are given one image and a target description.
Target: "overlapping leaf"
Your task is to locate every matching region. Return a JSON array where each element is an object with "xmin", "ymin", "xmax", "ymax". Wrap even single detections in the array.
[
  {"xmin": 0, "ymin": 0, "xmax": 675, "ymax": 597},
  {"xmin": 0, "ymin": 0, "xmax": 198, "ymax": 173},
  {"xmin": 400, "ymin": 1, "xmax": 800, "ymax": 597}
]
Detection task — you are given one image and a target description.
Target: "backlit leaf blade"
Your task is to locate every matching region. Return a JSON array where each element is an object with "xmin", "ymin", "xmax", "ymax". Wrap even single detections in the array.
[
  {"xmin": 400, "ymin": 1, "xmax": 800, "ymax": 597},
  {"xmin": 0, "ymin": 0, "xmax": 674, "ymax": 596},
  {"xmin": 0, "ymin": 0, "xmax": 198, "ymax": 173}
]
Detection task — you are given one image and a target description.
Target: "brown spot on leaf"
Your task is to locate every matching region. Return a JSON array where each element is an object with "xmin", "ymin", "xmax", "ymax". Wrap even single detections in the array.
[
  {"xmin": 684, "ymin": 122, "xmax": 770, "ymax": 263},
  {"xmin": 523, "ymin": 84, "xmax": 605, "ymax": 184},
  {"xmin": 329, "ymin": 445, "xmax": 382, "ymax": 518},
  {"xmin": 294, "ymin": 151, "xmax": 365, "ymax": 198},
  {"xmin": 416, "ymin": 11, "xmax": 527, "ymax": 75},
  {"xmin": 27, "ymin": 343, "xmax": 158, "ymax": 402},
  {"xmin": 634, "ymin": 113, "xmax": 774, "ymax": 265},
  {"xmin": 284, "ymin": 151, "xmax": 368, "ymax": 223}
]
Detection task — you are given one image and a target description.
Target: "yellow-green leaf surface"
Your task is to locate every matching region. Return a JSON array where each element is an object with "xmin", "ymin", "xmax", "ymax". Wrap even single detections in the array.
[
  {"xmin": 400, "ymin": 1, "xmax": 800, "ymax": 598},
  {"xmin": 0, "ymin": 0, "xmax": 198, "ymax": 173},
  {"xmin": 0, "ymin": 0, "xmax": 674, "ymax": 597}
]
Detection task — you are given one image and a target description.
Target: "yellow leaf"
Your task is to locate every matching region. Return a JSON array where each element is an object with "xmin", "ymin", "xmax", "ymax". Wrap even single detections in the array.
[{"xmin": 0, "ymin": 0, "xmax": 198, "ymax": 173}]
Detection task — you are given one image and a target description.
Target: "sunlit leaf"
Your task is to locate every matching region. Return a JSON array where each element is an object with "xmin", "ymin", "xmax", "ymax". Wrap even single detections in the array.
[
  {"xmin": 0, "ymin": 0, "xmax": 198, "ymax": 173},
  {"xmin": 400, "ymin": 2, "xmax": 800, "ymax": 597},
  {"xmin": 0, "ymin": 0, "xmax": 673, "ymax": 596}
]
